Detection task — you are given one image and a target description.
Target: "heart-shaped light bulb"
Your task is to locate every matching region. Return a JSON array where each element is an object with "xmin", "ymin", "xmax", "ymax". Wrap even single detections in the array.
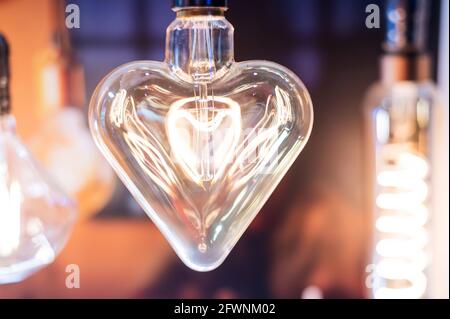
[{"xmin": 89, "ymin": 5, "xmax": 313, "ymax": 271}]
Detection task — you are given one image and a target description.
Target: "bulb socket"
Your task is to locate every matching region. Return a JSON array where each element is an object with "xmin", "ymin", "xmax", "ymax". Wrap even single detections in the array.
[{"xmin": 172, "ymin": 0, "xmax": 228, "ymax": 9}]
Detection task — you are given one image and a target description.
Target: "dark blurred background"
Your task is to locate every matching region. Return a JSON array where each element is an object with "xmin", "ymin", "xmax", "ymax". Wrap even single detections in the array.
[{"xmin": 0, "ymin": 0, "xmax": 443, "ymax": 298}]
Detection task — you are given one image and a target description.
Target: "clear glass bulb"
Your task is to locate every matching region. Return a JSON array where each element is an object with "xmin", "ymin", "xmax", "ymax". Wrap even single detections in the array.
[
  {"xmin": 362, "ymin": 0, "xmax": 446, "ymax": 298},
  {"xmin": 28, "ymin": 107, "xmax": 116, "ymax": 218},
  {"xmin": 0, "ymin": 114, "xmax": 77, "ymax": 284},
  {"xmin": 89, "ymin": 6, "xmax": 313, "ymax": 271}
]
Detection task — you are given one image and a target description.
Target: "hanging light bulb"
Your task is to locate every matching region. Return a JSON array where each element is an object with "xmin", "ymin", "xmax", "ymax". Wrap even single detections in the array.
[
  {"xmin": 89, "ymin": 0, "xmax": 313, "ymax": 271},
  {"xmin": 0, "ymin": 34, "xmax": 76, "ymax": 284},
  {"xmin": 28, "ymin": 0, "xmax": 116, "ymax": 219},
  {"xmin": 363, "ymin": 0, "xmax": 442, "ymax": 298}
]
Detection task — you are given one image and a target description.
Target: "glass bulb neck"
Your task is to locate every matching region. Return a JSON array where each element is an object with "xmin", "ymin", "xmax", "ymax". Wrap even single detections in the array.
[{"xmin": 165, "ymin": 8, "xmax": 234, "ymax": 81}]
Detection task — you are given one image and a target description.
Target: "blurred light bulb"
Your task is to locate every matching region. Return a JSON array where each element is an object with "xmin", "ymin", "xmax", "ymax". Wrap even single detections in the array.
[
  {"xmin": 28, "ymin": 19, "xmax": 116, "ymax": 218},
  {"xmin": 363, "ymin": 1, "xmax": 441, "ymax": 297},
  {"xmin": 0, "ymin": 34, "xmax": 76, "ymax": 284},
  {"xmin": 0, "ymin": 113, "xmax": 77, "ymax": 284}
]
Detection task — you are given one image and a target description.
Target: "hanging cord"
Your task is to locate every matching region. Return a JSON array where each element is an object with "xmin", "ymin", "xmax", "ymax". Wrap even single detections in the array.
[{"xmin": 0, "ymin": 33, "xmax": 10, "ymax": 116}]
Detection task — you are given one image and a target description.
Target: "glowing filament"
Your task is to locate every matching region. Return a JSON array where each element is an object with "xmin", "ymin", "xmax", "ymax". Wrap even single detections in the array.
[
  {"xmin": 167, "ymin": 95, "xmax": 241, "ymax": 184},
  {"xmin": 373, "ymin": 151, "xmax": 430, "ymax": 299}
]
